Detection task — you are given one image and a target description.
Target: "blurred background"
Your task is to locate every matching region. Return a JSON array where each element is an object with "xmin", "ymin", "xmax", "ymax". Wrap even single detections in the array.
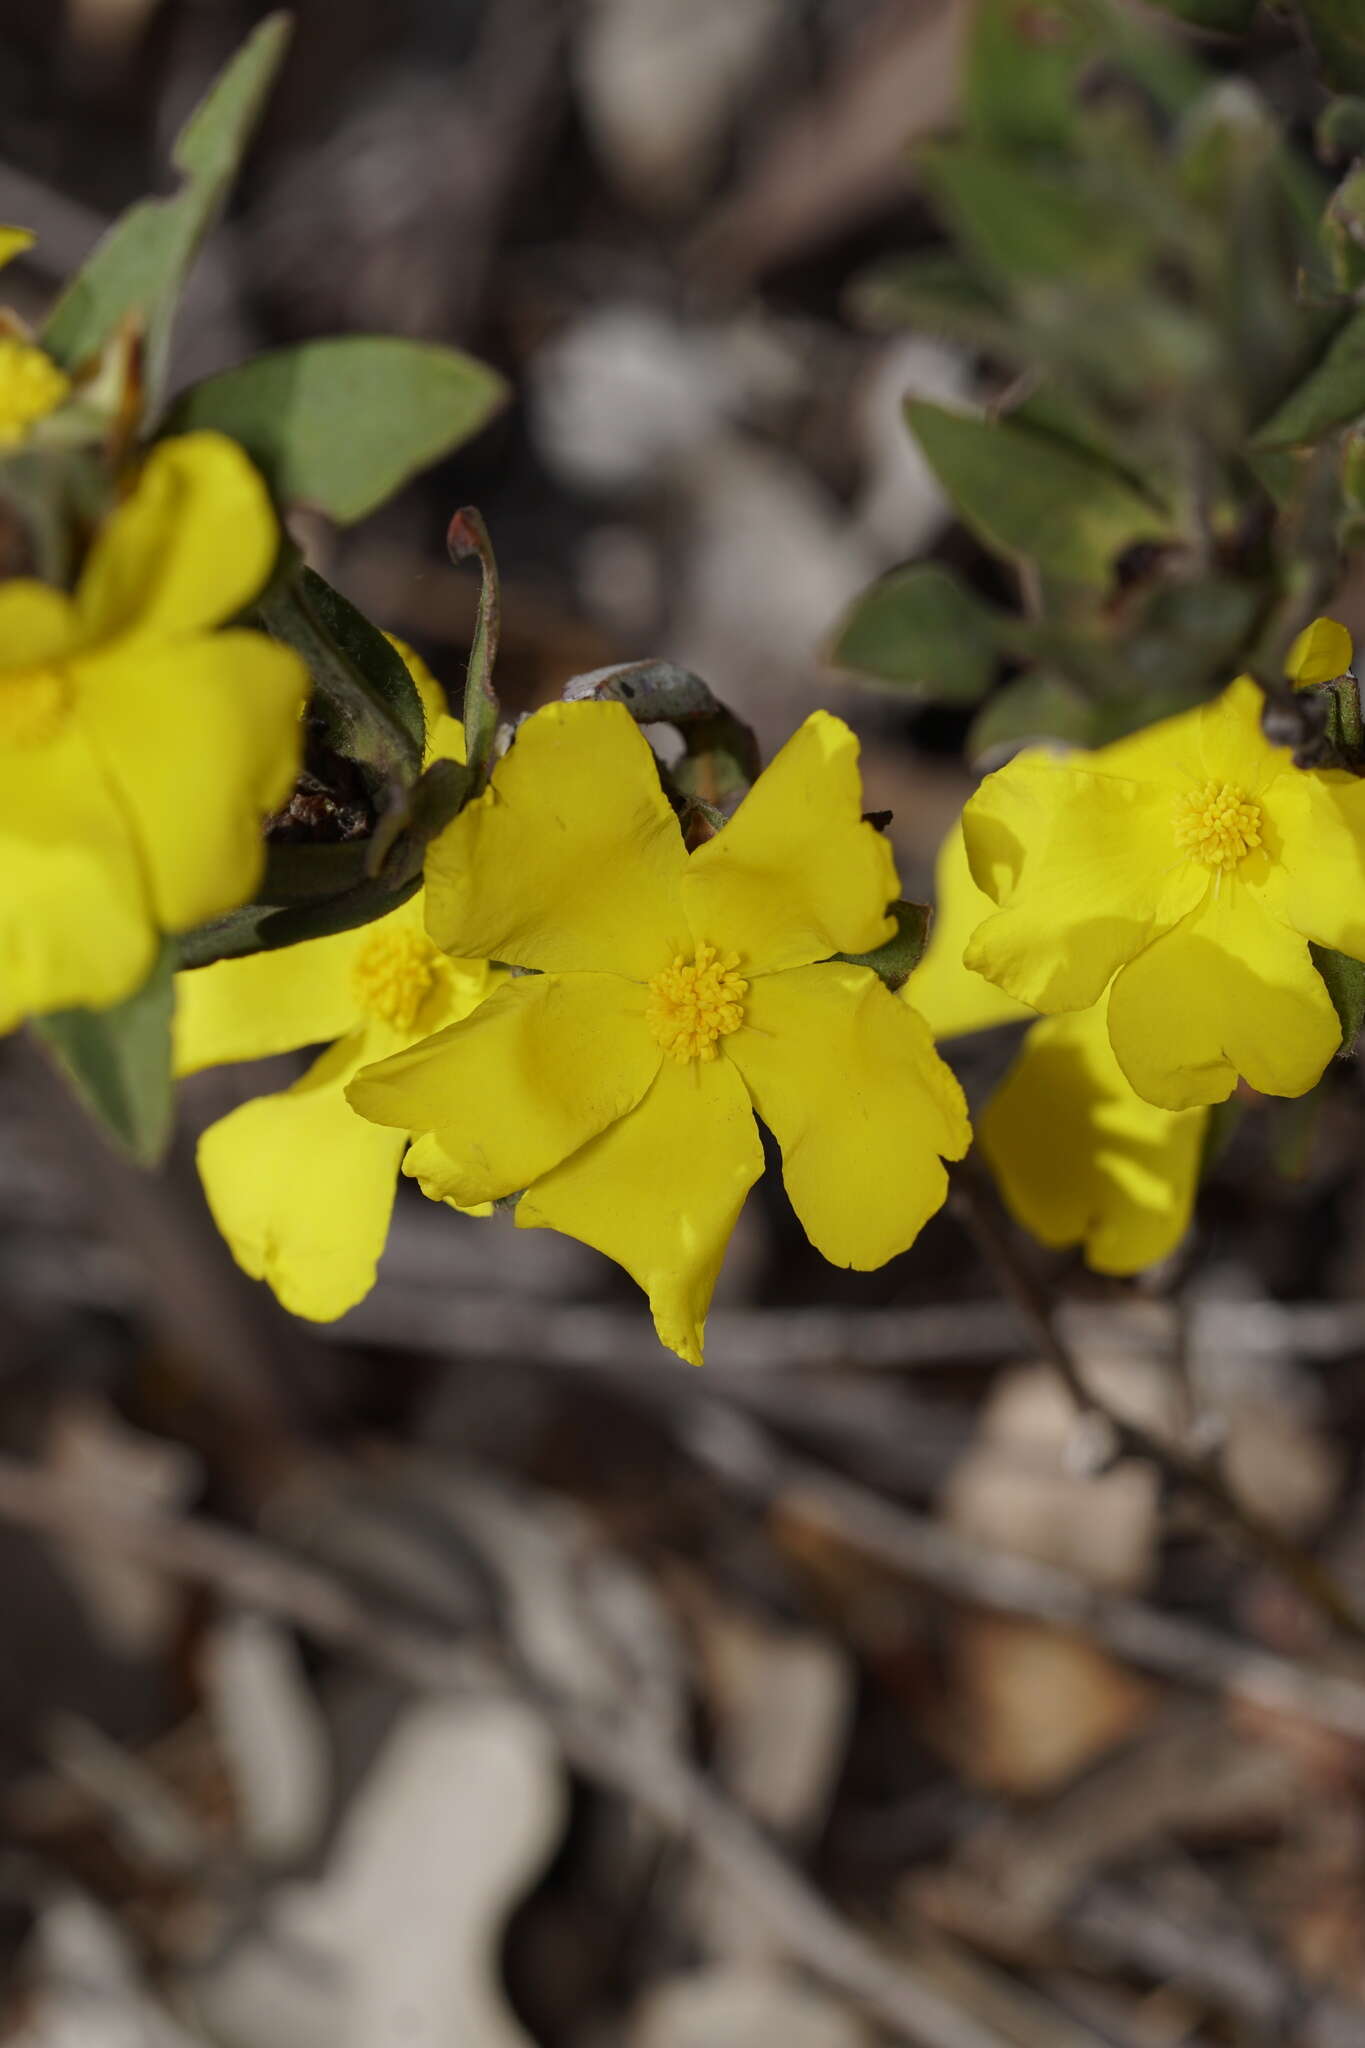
[{"xmin": 6, "ymin": 1, "xmax": 1365, "ymax": 2043}]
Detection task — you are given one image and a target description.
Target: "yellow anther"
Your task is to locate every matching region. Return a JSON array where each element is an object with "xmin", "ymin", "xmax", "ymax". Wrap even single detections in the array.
[
  {"xmin": 0, "ymin": 665, "xmax": 71, "ymax": 747},
  {"xmin": 646, "ymin": 943, "xmax": 747, "ymax": 1063},
  {"xmin": 1171, "ymin": 779, "xmax": 1262, "ymax": 872},
  {"xmin": 0, "ymin": 336, "xmax": 69, "ymax": 447},
  {"xmin": 352, "ymin": 926, "xmax": 440, "ymax": 1033}
]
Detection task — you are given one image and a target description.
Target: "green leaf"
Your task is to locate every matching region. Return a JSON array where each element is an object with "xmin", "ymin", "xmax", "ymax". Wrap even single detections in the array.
[
  {"xmin": 1317, "ymin": 95, "xmax": 1365, "ymax": 160},
  {"xmin": 846, "ymin": 253, "xmax": 1020, "ymax": 355},
  {"xmin": 920, "ymin": 145, "xmax": 1136, "ymax": 285},
  {"xmin": 162, "ymin": 338, "xmax": 507, "ymax": 524},
  {"xmin": 906, "ymin": 399, "xmax": 1175, "ymax": 586},
  {"xmin": 964, "ymin": 0, "xmax": 1101, "ymax": 150},
  {"xmin": 1301, "ymin": 0, "xmax": 1365, "ymax": 95},
  {"xmin": 1255, "ymin": 308, "xmax": 1365, "ymax": 447},
  {"xmin": 32, "ymin": 944, "xmax": 175, "ymax": 1165},
  {"xmin": 176, "ymin": 874, "xmax": 423, "ymax": 971},
  {"xmin": 830, "ymin": 564, "xmax": 998, "ymax": 703},
  {"xmin": 1311, "ymin": 942, "xmax": 1365, "ymax": 1053},
  {"xmin": 250, "ymin": 563, "xmax": 424, "ymax": 805},
  {"xmin": 968, "ymin": 672, "xmax": 1097, "ymax": 765},
  {"xmin": 1142, "ymin": 0, "xmax": 1258, "ymax": 27},
  {"xmin": 298, "ymin": 568, "xmax": 425, "ymax": 757},
  {"xmin": 1324, "ymin": 164, "xmax": 1365, "ymax": 295},
  {"xmin": 43, "ymin": 15, "xmax": 290, "ymax": 405},
  {"xmin": 834, "ymin": 900, "xmax": 932, "ymax": 993}
]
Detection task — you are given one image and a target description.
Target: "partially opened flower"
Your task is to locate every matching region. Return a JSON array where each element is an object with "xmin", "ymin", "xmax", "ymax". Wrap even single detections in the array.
[
  {"xmin": 175, "ymin": 649, "xmax": 499, "ymax": 1321},
  {"xmin": 908, "ymin": 823, "xmax": 1207, "ymax": 1275},
  {"xmin": 1, "ymin": 431, "xmax": 307, "ymax": 1029},
  {"xmin": 962, "ymin": 623, "xmax": 1365, "ymax": 1110},
  {"xmin": 0, "ymin": 228, "xmax": 69, "ymax": 447},
  {"xmin": 348, "ymin": 703, "xmax": 969, "ymax": 1365}
]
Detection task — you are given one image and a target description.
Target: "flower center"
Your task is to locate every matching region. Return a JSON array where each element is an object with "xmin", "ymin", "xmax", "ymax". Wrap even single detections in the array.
[
  {"xmin": 0, "ymin": 336, "xmax": 70, "ymax": 447},
  {"xmin": 0, "ymin": 665, "xmax": 71, "ymax": 747},
  {"xmin": 1171, "ymin": 779, "xmax": 1262, "ymax": 871},
  {"xmin": 352, "ymin": 926, "xmax": 440, "ymax": 1032},
  {"xmin": 646, "ymin": 944, "xmax": 747, "ymax": 1063}
]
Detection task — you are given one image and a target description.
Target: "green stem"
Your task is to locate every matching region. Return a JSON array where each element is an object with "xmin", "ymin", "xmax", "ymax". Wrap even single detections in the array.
[
  {"xmin": 448, "ymin": 507, "xmax": 501, "ymax": 792},
  {"xmin": 252, "ymin": 557, "xmax": 420, "ymax": 803}
]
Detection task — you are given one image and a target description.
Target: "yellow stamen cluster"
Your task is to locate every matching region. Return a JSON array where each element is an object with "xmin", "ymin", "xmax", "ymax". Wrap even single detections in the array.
[
  {"xmin": 646, "ymin": 943, "xmax": 747, "ymax": 1063},
  {"xmin": 0, "ymin": 336, "xmax": 70, "ymax": 447},
  {"xmin": 0, "ymin": 665, "xmax": 71, "ymax": 747},
  {"xmin": 352, "ymin": 926, "xmax": 440, "ymax": 1032},
  {"xmin": 1172, "ymin": 779, "xmax": 1262, "ymax": 872}
]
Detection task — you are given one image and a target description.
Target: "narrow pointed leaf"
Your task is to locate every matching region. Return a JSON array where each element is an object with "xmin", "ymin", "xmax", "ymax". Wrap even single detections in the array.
[
  {"xmin": 32, "ymin": 943, "xmax": 175, "ymax": 1165},
  {"xmin": 43, "ymin": 15, "xmax": 290, "ymax": 404},
  {"xmin": 907, "ymin": 400, "xmax": 1175, "ymax": 586}
]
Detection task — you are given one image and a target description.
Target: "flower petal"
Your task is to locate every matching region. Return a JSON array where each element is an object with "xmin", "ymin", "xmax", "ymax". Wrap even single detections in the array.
[
  {"xmin": 0, "ymin": 227, "xmax": 35, "ymax": 270},
  {"xmin": 1257, "ymin": 767, "xmax": 1365, "ymax": 960},
  {"xmin": 682, "ymin": 712, "xmax": 897, "ymax": 974},
  {"xmin": 906, "ymin": 821, "xmax": 1034, "ymax": 1040},
  {"xmin": 1107, "ymin": 889, "xmax": 1342, "ymax": 1109},
  {"xmin": 980, "ymin": 1003, "xmax": 1206, "ymax": 1274},
  {"xmin": 1288, "ymin": 617, "xmax": 1352, "ymax": 687},
  {"xmin": 516, "ymin": 1054, "xmax": 763, "ymax": 1366},
  {"xmin": 1191, "ymin": 675, "xmax": 1288, "ymax": 795},
  {"xmin": 0, "ymin": 580, "xmax": 79, "ymax": 670},
  {"xmin": 727, "ymin": 961, "xmax": 968, "ymax": 1269},
  {"xmin": 349, "ymin": 970, "xmax": 661, "ymax": 1205},
  {"xmin": 78, "ymin": 629, "xmax": 307, "ymax": 932},
  {"xmin": 963, "ymin": 757, "xmax": 1205, "ymax": 1011},
  {"xmin": 424, "ymin": 701, "xmax": 688, "ymax": 977},
  {"xmin": 196, "ymin": 1029, "xmax": 406, "ymax": 1321},
  {"xmin": 174, "ymin": 926, "xmax": 369, "ymax": 1075},
  {"xmin": 77, "ymin": 433, "xmax": 280, "ymax": 643},
  {"xmin": 0, "ymin": 722, "xmax": 154, "ymax": 1029}
]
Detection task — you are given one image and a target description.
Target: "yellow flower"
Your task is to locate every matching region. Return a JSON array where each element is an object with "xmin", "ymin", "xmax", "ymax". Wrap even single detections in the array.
[
  {"xmin": 906, "ymin": 818, "xmax": 1032, "ymax": 1041},
  {"xmin": 908, "ymin": 824, "xmax": 1206, "ymax": 1275},
  {"xmin": 176, "ymin": 646, "xmax": 499, "ymax": 1322},
  {"xmin": 0, "ymin": 431, "xmax": 307, "ymax": 1031},
  {"xmin": 0, "ymin": 228, "xmax": 70, "ymax": 445},
  {"xmin": 962, "ymin": 628, "xmax": 1365, "ymax": 1111},
  {"xmin": 1287, "ymin": 615, "xmax": 1353, "ymax": 688},
  {"xmin": 347, "ymin": 703, "xmax": 970, "ymax": 1365}
]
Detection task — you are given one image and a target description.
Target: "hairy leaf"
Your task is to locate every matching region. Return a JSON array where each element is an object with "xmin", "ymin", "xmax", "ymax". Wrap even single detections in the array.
[
  {"xmin": 1143, "ymin": 0, "xmax": 1258, "ymax": 27},
  {"xmin": 907, "ymin": 400, "xmax": 1175, "ymax": 586},
  {"xmin": 1311, "ymin": 942, "xmax": 1365, "ymax": 1053},
  {"xmin": 43, "ymin": 15, "xmax": 290, "ymax": 405},
  {"xmin": 163, "ymin": 338, "xmax": 507, "ymax": 524},
  {"xmin": 964, "ymin": 0, "xmax": 1101, "ymax": 149},
  {"xmin": 1255, "ymin": 308, "xmax": 1365, "ymax": 447},
  {"xmin": 32, "ymin": 943, "xmax": 175, "ymax": 1165},
  {"xmin": 834, "ymin": 901, "xmax": 933, "ymax": 993},
  {"xmin": 968, "ymin": 672, "xmax": 1097, "ymax": 765},
  {"xmin": 831, "ymin": 564, "xmax": 998, "ymax": 703},
  {"xmin": 1301, "ymin": 0, "xmax": 1365, "ymax": 95}
]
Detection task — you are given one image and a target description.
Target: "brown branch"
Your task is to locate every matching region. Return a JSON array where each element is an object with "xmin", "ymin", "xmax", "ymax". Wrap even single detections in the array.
[
  {"xmin": 671, "ymin": 1398, "xmax": 1365, "ymax": 1746},
  {"xmin": 950, "ymin": 1165, "xmax": 1365, "ymax": 1646},
  {"xmin": 0, "ymin": 1454, "xmax": 1012, "ymax": 2048}
]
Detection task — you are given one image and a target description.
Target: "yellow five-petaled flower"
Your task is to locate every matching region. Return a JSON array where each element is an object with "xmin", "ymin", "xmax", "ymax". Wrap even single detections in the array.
[
  {"xmin": 347, "ymin": 702, "xmax": 969, "ymax": 1365},
  {"xmin": 174, "ymin": 646, "xmax": 498, "ymax": 1321},
  {"xmin": 0, "ymin": 432, "xmax": 308, "ymax": 1030},
  {"xmin": 908, "ymin": 822, "xmax": 1207, "ymax": 1276},
  {"xmin": 962, "ymin": 640, "xmax": 1365, "ymax": 1111}
]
